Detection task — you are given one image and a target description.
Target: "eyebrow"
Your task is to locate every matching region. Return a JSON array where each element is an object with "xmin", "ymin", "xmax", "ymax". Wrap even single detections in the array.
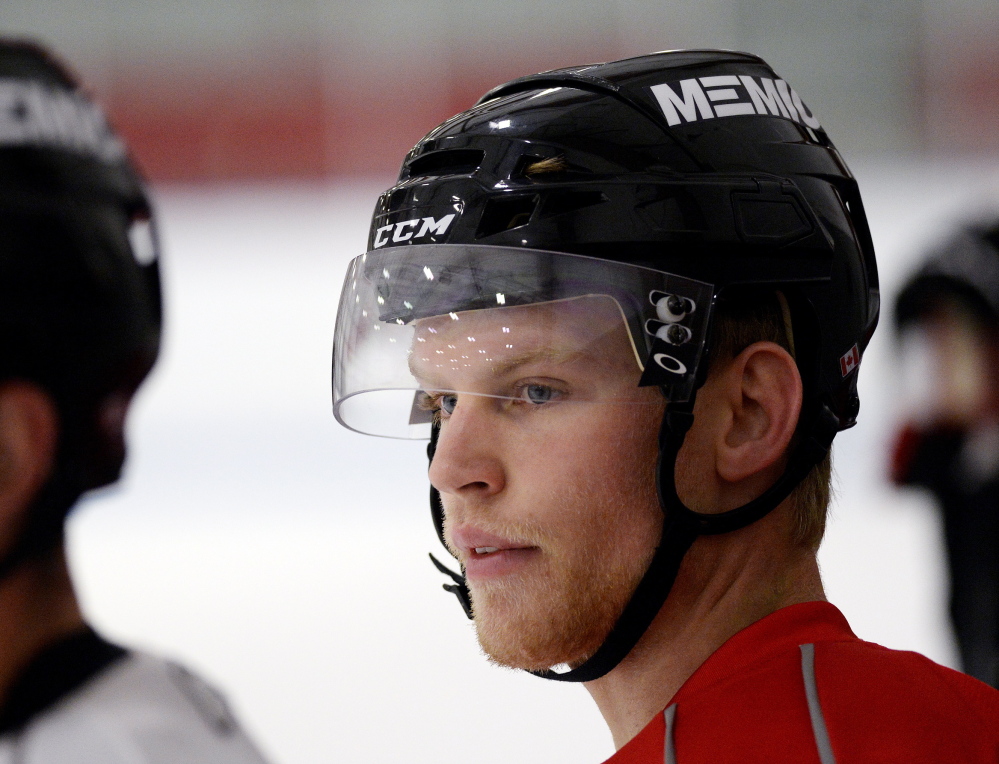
[
  {"xmin": 489, "ymin": 347, "xmax": 578, "ymax": 376},
  {"xmin": 407, "ymin": 346, "xmax": 579, "ymax": 386}
]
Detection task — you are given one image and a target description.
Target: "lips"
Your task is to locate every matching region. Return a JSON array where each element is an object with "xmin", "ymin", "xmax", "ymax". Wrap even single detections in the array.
[{"xmin": 449, "ymin": 526, "xmax": 540, "ymax": 580}]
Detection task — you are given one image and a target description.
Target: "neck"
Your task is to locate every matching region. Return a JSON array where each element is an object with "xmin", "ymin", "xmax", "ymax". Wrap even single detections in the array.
[
  {"xmin": 0, "ymin": 545, "xmax": 85, "ymax": 707},
  {"xmin": 583, "ymin": 507, "xmax": 825, "ymax": 750}
]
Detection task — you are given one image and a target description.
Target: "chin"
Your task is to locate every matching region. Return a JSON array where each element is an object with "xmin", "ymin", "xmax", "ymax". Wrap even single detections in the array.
[{"xmin": 470, "ymin": 579, "xmax": 614, "ymax": 672}]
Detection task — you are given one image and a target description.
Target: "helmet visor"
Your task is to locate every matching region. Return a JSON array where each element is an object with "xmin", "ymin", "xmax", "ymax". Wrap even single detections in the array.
[{"xmin": 333, "ymin": 244, "xmax": 713, "ymax": 438}]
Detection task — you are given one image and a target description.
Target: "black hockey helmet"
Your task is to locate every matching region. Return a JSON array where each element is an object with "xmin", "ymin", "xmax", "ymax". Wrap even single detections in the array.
[
  {"xmin": 333, "ymin": 50, "xmax": 879, "ymax": 680},
  {"xmin": 0, "ymin": 40, "xmax": 162, "ymax": 564},
  {"xmin": 895, "ymin": 219, "xmax": 999, "ymax": 331}
]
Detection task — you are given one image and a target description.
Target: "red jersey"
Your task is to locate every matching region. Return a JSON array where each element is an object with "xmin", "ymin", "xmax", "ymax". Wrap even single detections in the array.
[{"xmin": 606, "ymin": 602, "xmax": 999, "ymax": 763}]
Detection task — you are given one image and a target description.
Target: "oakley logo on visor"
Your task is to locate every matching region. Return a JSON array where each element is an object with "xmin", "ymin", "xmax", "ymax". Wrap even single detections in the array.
[
  {"xmin": 374, "ymin": 214, "xmax": 456, "ymax": 248},
  {"xmin": 650, "ymin": 75, "xmax": 820, "ymax": 130},
  {"xmin": 653, "ymin": 353, "xmax": 687, "ymax": 375}
]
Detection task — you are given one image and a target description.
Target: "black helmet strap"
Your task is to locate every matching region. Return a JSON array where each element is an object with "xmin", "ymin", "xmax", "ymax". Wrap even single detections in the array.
[
  {"xmin": 427, "ymin": 422, "xmax": 474, "ymax": 619},
  {"xmin": 426, "ymin": 392, "xmax": 839, "ymax": 682}
]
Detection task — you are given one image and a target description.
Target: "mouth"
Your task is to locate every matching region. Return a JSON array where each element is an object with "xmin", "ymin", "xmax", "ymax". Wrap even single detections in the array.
[
  {"xmin": 464, "ymin": 546, "xmax": 539, "ymax": 580},
  {"xmin": 450, "ymin": 527, "xmax": 540, "ymax": 580}
]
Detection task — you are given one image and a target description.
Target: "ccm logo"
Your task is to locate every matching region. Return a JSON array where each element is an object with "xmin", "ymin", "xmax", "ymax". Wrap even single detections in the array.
[
  {"xmin": 653, "ymin": 353, "xmax": 687, "ymax": 375},
  {"xmin": 650, "ymin": 75, "xmax": 820, "ymax": 130},
  {"xmin": 374, "ymin": 214, "xmax": 456, "ymax": 248}
]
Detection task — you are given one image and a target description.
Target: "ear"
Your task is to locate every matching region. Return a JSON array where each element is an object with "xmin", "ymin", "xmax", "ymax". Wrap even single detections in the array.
[
  {"xmin": 714, "ymin": 341, "xmax": 802, "ymax": 484},
  {"xmin": 0, "ymin": 382, "xmax": 59, "ymax": 526}
]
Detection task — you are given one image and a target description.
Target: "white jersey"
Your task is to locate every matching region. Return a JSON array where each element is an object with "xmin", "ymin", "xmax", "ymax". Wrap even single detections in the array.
[{"xmin": 0, "ymin": 651, "xmax": 269, "ymax": 764}]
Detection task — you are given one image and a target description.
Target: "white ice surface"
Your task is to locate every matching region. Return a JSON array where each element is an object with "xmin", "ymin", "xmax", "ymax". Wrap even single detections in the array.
[{"xmin": 66, "ymin": 159, "xmax": 999, "ymax": 763}]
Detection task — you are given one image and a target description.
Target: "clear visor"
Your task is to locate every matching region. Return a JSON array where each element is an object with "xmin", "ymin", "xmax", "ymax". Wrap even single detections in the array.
[{"xmin": 333, "ymin": 244, "xmax": 713, "ymax": 438}]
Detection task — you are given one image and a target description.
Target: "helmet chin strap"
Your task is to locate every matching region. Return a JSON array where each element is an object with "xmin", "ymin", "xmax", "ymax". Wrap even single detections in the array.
[
  {"xmin": 426, "ymin": 396, "xmax": 839, "ymax": 683},
  {"xmin": 427, "ymin": 423, "xmax": 474, "ymax": 619}
]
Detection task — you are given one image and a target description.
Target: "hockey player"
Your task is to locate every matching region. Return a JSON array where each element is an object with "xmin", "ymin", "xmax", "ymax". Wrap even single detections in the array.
[
  {"xmin": 332, "ymin": 51, "xmax": 999, "ymax": 760},
  {"xmin": 0, "ymin": 40, "xmax": 269, "ymax": 761},
  {"xmin": 891, "ymin": 219, "xmax": 999, "ymax": 688}
]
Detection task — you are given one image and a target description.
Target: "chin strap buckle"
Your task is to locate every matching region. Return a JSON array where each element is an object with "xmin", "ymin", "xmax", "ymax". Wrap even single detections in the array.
[{"xmin": 429, "ymin": 553, "xmax": 473, "ymax": 619}]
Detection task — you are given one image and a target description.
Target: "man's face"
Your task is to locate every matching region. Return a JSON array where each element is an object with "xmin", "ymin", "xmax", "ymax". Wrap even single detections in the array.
[{"xmin": 410, "ymin": 297, "xmax": 663, "ymax": 671}]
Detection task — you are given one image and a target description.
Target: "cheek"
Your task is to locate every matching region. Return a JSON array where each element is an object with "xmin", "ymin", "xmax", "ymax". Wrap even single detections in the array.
[
  {"xmin": 518, "ymin": 401, "xmax": 661, "ymax": 462},
  {"xmin": 599, "ymin": 406, "xmax": 664, "ymax": 540},
  {"xmin": 520, "ymin": 405, "xmax": 662, "ymax": 541},
  {"xmin": 672, "ymin": 378, "xmax": 724, "ymax": 510},
  {"xmin": 507, "ymin": 407, "xmax": 630, "ymax": 492}
]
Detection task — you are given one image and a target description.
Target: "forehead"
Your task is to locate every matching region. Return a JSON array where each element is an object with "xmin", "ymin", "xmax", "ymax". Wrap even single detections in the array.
[{"xmin": 410, "ymin": 295, "xmax": 642, "ymax": 382}]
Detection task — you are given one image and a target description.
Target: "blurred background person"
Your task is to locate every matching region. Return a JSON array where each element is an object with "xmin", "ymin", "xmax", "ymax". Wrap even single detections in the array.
[
  {"xmin": 0, "ymin": 39, "xmax": 270, "ymax": 761},
  {"xmin": 890, "ymin": 219, "xmax": 999, "ymax": 688}
]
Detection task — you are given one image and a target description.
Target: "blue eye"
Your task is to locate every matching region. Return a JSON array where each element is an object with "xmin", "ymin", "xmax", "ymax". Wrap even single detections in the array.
[
  {"xmin": 525, "ymin": 385, "xmax": 554, "ymax": 404},
  {"xmin": 441, "ymin": 394, "xmax": 458, "ymax": 414}
]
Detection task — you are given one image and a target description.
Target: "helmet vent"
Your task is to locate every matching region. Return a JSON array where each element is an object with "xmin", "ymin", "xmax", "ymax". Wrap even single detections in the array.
[
  {"xmin": 476, "ymin": 194, "xmax": 539, "ymax": 238},
  {"xmin": 406, "ymin": 149, "xmax": 485, "ymax": 179},
  {"xmin": 512, "ymin": 154, "xmax": 594, "ymax": 181},
  {"xmin": 516, "ymin": 155, "xmax": 569, "ymax": 178}
]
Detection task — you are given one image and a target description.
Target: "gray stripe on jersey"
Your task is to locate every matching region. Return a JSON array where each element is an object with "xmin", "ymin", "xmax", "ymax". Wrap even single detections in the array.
[
  {"xmin": 663, "ymin": 703, "xmax": 677, "ymax": 764},
  {"xmin": 800, "ymin": 643, "xmax": 837, "ymax": 764}
]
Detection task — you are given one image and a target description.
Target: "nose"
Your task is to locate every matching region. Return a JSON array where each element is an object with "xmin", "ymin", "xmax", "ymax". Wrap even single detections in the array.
[{"xmin": 428, "ymin": 396, "xmax": 506, "ymax": 500}]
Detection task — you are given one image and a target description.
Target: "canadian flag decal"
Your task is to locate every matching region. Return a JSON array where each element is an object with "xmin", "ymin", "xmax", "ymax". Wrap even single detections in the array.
[{"xmin": 839, "ymin": 344, "xmax": 860, "ymax": 377}]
